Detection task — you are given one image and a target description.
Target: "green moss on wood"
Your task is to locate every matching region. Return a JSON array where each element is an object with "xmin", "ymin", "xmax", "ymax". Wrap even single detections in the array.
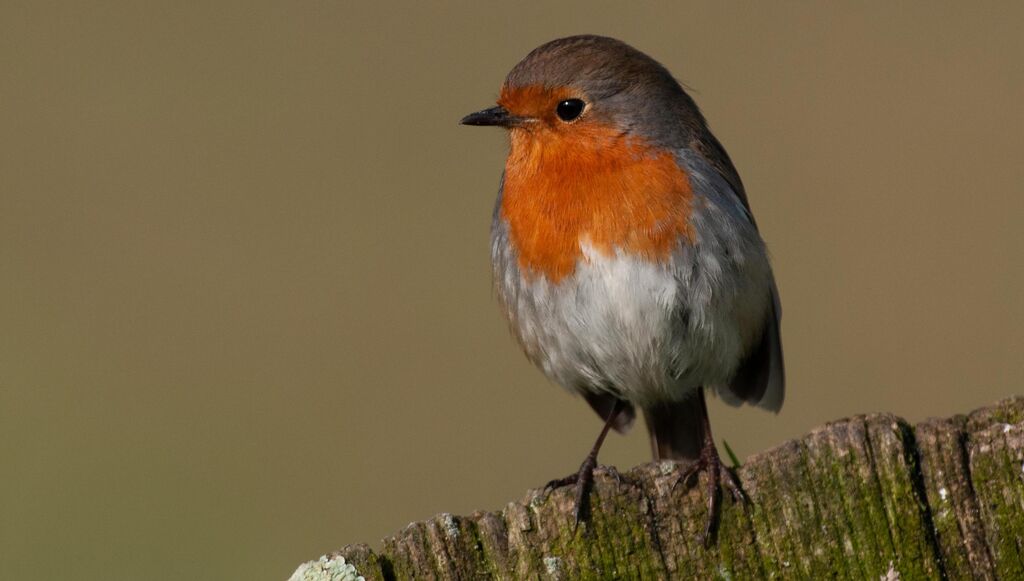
[
  {"xmin": 969, "ymin": 416, "xmax": 1024, "ymax": 579},
  {"xmin": 299, "ymin": 397, "xmax": 1024, "ymax": 580}
]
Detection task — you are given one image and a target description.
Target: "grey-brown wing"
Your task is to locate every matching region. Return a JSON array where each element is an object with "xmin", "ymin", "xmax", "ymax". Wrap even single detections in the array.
[
  {"xmin": 693, "ymin": 135, "xmax": 785, "ymax": 411},
  {"xmin": 726, "ymin": 279, "xmax": 785, "ymax": 411}
]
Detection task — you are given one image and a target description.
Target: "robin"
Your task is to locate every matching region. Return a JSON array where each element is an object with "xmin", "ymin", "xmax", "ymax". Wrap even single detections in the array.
[{"xmin": 461, "ymin": 35, "xmax": 784, "ymax": 540}]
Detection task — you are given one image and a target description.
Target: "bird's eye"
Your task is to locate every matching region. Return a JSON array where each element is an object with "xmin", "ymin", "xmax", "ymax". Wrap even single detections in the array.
[{"xmin": 555, "ymin": 99, "xmax": 586, "ymax": 122}]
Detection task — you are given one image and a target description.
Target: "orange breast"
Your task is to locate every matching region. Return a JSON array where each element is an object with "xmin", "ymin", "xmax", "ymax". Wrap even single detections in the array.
[{"xmin": 501, "ymin": 123, "xmax": 694, "ymax": 283}]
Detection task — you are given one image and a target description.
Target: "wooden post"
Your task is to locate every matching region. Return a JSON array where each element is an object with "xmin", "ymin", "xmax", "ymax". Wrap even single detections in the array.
[{"xmin": 290, "ymin": 397, "xmax": 1024, "ymax": 580}]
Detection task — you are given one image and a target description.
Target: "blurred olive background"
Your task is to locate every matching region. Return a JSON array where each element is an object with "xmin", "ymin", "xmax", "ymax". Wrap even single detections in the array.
[{"xmin": 2, "ymin": 2, "xmax": 1022, "ymax": 579}]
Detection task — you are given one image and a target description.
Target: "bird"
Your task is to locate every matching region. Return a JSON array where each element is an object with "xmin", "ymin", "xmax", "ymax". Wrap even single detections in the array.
[{"xmin": 461, "ymin": 35, "xmax": 784, "ymax": 540}]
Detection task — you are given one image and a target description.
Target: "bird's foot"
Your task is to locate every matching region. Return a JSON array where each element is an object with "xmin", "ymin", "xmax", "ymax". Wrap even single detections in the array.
[
  {"xmin": 543, "ymin": 458, "xmax": 638, "ymax": 529},
  {"xmin": 673, "ymin": 441, "xmax": 747, "ymax": 545},
  {"xmin": 543, "ymin": 452, "xmax": 599, "ymax": 528},
  {"xmin": 541, "ymin": 399, "xmax": 631, "ymax": 530}
]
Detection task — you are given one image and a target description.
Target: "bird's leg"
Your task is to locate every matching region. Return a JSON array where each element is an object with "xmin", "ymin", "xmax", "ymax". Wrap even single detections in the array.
[
  {"xmin": 673, "ymin": 389, "xmax": 746, "ymax": 544},
  {"xmin": 543, "ymin": 399, "xmax": 625, "ymax": 527}
]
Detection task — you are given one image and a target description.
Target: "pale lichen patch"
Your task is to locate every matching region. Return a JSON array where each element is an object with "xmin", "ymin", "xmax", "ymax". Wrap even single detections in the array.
[
  {"xmin": 288, "ymin": 555, "xmax": 365, "ymax": 581},
  {"xmin": 441, "ymin": 513, "xmax": 459, "ymax": 539},
  {"xmin": 879, "ymin": 561, "xmax": 900, "ymax": 580},
  {"xmin": 658, "ymin": 460, "xmax": 676, "ymax": 476},
  {"xmin": 543, "ymin": 555, "xmax": 562, "ymax": 577}
]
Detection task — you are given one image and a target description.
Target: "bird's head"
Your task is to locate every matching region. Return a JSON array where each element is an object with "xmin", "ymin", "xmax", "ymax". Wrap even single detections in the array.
[{"xmin": 461, "ymin": 35, "xmax": 705, "ymax": 155}]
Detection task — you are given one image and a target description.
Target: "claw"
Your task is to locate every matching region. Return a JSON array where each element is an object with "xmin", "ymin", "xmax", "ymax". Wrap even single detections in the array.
[
  {"xmin": 542, "ymin": 453, "xmax": 598, "ymax": 528},
  {"xmin": 721, "ymin": 466, "xmax": 747, "ymax": 503},
  {"xmin": 541, "ymin": 400, "xmax": 628, "ymax": 529},
  {"xmin": 543, "ymin": 459, "xmax": 646, "ymax": 530},
  {"xmin": 672, "ymin": 461, "xmax": 701, "ymax": 492},
  {"xmin": 672, "ymin": 441, "xmax": 748, "ymax": 546},
  {"xmin": 603, "ymin": 464, "xmax": 634, "ymax": 488}
]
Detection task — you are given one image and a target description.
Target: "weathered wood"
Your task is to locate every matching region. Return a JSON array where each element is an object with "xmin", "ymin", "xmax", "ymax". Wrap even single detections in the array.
[{"xmin": 289, "ymin": 397, "xmax": 1024, "ymax": 580}]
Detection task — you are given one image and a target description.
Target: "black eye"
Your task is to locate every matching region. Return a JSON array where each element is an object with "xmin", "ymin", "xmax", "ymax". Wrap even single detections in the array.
[{"xmin": 555, "ymin": 99, "xmax": 585, "ymax": 122}]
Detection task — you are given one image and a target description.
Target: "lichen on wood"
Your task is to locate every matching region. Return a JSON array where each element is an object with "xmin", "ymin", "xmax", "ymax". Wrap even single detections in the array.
[{"xmin": 290, "ymin": 397, "xmax": 1024, "ymax": 580}]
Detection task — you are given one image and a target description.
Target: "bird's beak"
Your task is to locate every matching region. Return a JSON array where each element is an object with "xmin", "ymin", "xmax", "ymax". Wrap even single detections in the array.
[{"xmin": 460, "ymin": 106, "xmax": 524, "ymax": 128}]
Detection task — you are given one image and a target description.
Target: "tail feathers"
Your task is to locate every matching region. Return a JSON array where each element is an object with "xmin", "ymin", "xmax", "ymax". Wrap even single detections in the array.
[
  {"xmin": 723, "ymin": 282, "xmax": 785, "ymax": 412},
  {"xmin": 643, "ymin": 393, "xmax": 706, "ymax": 461}
]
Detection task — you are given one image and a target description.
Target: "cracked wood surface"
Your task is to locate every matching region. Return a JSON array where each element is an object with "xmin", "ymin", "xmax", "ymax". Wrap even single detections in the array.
[{"xmin": 290, "ymin": 397, "xmax": 1024, "ymax": 580}]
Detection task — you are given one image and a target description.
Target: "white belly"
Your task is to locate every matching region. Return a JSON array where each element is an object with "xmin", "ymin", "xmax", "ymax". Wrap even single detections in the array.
[{"xmin": 492, "ymin": 235, "xmax": 771, "ymax": 408}]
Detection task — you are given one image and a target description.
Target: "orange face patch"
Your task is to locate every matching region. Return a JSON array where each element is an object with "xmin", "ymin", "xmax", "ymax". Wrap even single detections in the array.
[
  {"xmin": 498, "ymin": 84, "xmax": 579, "ymax": 125},
  {"xmin": 498, "ymin": 85, "xmax": 694, "ymax": 283}
]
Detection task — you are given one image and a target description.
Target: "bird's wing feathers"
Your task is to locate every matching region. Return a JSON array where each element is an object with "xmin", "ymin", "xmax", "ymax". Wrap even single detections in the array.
[
  {"xmin": 693, "ymin": 135, "xmax": 786, "ymax": 412},
  {"xmin": 723, "ymin": 280, "xmax": 785, "ymax": 412}
]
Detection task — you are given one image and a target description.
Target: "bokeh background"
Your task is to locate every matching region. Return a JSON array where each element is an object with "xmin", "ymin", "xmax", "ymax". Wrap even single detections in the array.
[{"xmin": 2, "ymin": 2, "xmax": 1022, "ymax": 579}]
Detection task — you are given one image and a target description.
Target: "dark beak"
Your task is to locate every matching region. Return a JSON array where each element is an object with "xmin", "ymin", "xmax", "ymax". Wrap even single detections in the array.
[{"xmin": 460, "ymin": 106, "xmax": 522, "ymax": 127}]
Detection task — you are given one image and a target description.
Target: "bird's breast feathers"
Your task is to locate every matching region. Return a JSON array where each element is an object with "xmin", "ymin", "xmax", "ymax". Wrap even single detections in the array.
[
  {"xmin": 500, "ymin": 127, "xmax": 694, "ymax": 283},
  {"xmin": 492, "ymin": 146, "xmax": 772, "ymax": 405}
]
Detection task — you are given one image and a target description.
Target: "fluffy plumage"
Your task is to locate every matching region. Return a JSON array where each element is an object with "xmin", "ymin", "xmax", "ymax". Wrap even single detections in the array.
[{"xmin": 475, "ymin": 34, "xmax": 784, "ymax": 462}]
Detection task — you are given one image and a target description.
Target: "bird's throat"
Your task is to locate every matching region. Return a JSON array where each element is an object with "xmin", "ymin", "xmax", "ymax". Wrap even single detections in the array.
[{"xmin": 501, "ymin": 127, "xmax": 695, "ymax": 283}]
